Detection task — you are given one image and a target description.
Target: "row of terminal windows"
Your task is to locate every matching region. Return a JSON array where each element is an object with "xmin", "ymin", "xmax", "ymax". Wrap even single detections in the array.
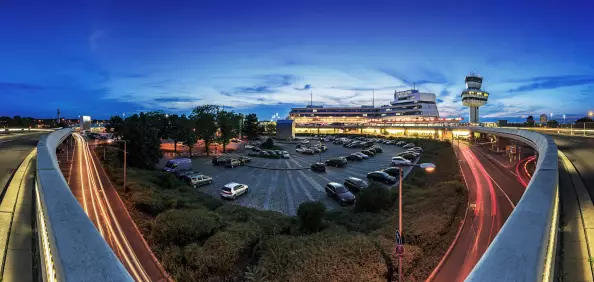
[
  {"xmin": 297, "ymin": 111, "xmax": 424, "ymax": 117},
  {"xmin": 291, "ymin": 103, "xmax": 433, "ymax": 114}
]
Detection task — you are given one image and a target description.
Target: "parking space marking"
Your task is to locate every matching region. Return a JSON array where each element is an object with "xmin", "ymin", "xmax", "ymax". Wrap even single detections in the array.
[
  {"xmin": 263, "ymin": 170, "xmax": 280, "ymax": 210},
  {"xmin": 293, "ymin": 175, "xmax": 315, "ymax": 202},
  {"xmin": 297, "ymin": 170, "xmax": 325, "ymax": 192},
  {"xmin": 282, "ymin": 171, "xmax": 296, "ymax": 215}
]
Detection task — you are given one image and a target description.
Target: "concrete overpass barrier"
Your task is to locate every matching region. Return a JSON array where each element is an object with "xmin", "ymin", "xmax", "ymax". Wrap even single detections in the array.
[
  {"xmin": 466, "ymin": 127, "xmax": 559, "ymax": 282},
  {"xmin": 36, "ymin": 128, "xmax": 132, "ymax": 281}
]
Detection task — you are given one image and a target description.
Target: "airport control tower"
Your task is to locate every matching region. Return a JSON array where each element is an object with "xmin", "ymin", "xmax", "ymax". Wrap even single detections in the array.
[{"xmin": 461, "ymin": 73, "xmax": 489, "ymax": 124}]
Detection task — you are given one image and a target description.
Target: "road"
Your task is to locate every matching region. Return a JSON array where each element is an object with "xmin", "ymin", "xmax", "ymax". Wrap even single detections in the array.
[
  {"xmin": 549, "ymin": 135, "xmax": 594, "ymax": 203},
  {"xmin": 62, "ymin": 133, "xmax": 168, "ymax": 282},
  {"xmin": 430, "ymin": 141, "xmax": 523, "ymax": 281},
  {"xmin": 0, "ymin": 132, "xmax": 46, "ymax": 195}
]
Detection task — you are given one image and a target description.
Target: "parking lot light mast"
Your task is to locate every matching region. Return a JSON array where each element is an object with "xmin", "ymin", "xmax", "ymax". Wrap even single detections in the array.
[{"xmin": 393, "ymin": 162, "xmax": 436, "ymax": 282}]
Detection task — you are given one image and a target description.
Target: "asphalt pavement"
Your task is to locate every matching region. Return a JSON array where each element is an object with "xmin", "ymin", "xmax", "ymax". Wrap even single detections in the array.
[
  {"xmin": 430, "ymin": 141, "xmax": 524, "ymax": 282},
  {"xmin": 186, "ymin": 142, "xmax": 407, "ymax": 215},
  {"xmin": 0, "ymin": 133, "xmax": 46, "ymax": 196},
  {"xmin": 549, "ymin": 135, "xmax": 594, "ymax": 203}
]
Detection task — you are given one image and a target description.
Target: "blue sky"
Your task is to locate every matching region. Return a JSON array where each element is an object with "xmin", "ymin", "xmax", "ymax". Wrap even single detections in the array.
[{"xmin": 1, "ymin": 1, "xmax": 593, "ymax": 122}]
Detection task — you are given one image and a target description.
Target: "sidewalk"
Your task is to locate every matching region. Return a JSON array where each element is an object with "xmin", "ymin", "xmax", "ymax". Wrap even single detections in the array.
[
  {"xmin": 558, "ymin": 150, "xmax": 594, "ymax": 281},
  {"xmin": 0, "ymin": 149, "xmax": 37, "ymax": 282}
]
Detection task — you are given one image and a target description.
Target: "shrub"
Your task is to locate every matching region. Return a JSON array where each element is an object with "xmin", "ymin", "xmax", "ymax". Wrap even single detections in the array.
[
  {"xmin": 354, "ymin": 185, "xmax": 391, "ymax": 213},
  {"xmin": 131, "ymin": 191, "xmax": 166, "ymax": 216},
  {"xmin": 296, "ymin": 201, "xmax": 326, "ymax": 233},
  {"xmin": 151, "ymin": 209, "xmax": 223, "ymax": 246},
  {"xmin": 157, "ymin": 172, "xmax": 179, "ymax": 190},
  {"xmin": 324, "ymin": 210, "xmax": 386, "ymax": 233}
]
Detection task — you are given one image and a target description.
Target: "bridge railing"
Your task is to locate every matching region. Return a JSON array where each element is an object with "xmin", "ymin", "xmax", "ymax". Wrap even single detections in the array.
[
  {"xmin": 36, "ymin": 128, "xmax": 132, "ymax": 281},
  {"xmin": 466, "ymin": 127, "xmax": 559, "ymax": 282}
]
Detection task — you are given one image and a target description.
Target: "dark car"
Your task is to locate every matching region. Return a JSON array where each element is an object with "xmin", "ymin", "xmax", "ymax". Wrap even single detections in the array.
[
  {"xmin": 382, "ymin": 167, "xmax": 402, "ymax": 178},
  {"xmin": 397, "ymin": 152, "xmax": 416, "ymax": 161},
  {"xmin": 346, "ymin": 154, "xmax": 362, "ymax": 161},
  {"xmin": 367, "ymin": 171, "xmax": 397, "ymax": 184},
  {"xmin": 212, "ymin": 156, "xmax": 229, "ymax": 166},
  {"xmin": 176, "ymin": 170, "xmax": 200, "ymax": 180},
  {"xmin": 344, "ymin": 177, "xmax": 368, "ymax": 193},
  {"xmin": 252, "ymin": 147, "xmax": 261, "ymax": 152},
  {"xmin": 259, "ymin": 151, "xmax": 270, "ymax": 156},
  {"xmin": 311, "ymin": 162, "xmax": 326, "ymax": 172},
  {"xmin": 325, "ymin": 157, "xmax": 347, "ymax": 167},
  {"xmin": 361, "ymin": 150, "xmax": 375, "ymax": 156},
  {"xmin": 238, "ymin": 156, "xmax": 251, "ymax": 164},
  {"xmin": 325, "ymin": 182, "xmax": 356, "ymax": 206},
  {"xmin": 372, "ymin": 146, "xmax": 383, "ymax": 153}
]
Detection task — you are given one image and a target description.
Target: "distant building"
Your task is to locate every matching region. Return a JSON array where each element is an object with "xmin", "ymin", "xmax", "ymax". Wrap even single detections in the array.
[
  {"xmin": 498, "ymin": 120, "xmax": 508, "ymax": 127},
  {"xmin": 461, "ymin": 74, "xmax": 490, "ymax": 124},
  {"xmin": 80, "ymin": 116, "xmax": 91, "ymax": 133},
  {"xmin": 276, "ymin": 120, "xmax": 295, "ymax": 139},
  {"xmin": 540, "ymin": 114, "xmax": 548, "ymax": 124}
]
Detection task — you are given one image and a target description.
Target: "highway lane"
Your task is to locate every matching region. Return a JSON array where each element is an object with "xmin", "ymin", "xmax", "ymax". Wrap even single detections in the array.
[
  {"xmin": 65, "ymin": 133, "xmax": 168, "ymax": 282},
  {"xmin": 430, "ymin": 142, "xmax": 511, "ymax": 282},
  {"xmin": 0, "ymin": 132, "xmax": 46, "ymax": 195},
  {"xmin": 549, "ymin": 135, "xmax": 594, "ymax": 203}
]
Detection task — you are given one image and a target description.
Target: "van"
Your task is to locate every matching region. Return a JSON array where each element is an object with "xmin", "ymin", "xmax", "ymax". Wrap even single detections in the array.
[{"xmin": 163, "ymin": 158, "xmax": 192, "ymax": 173}]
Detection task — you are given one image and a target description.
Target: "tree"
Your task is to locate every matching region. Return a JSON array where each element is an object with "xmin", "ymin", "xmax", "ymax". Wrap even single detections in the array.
[
  {"xmin": 120, "ymin": 112, "xmax": 163, "ymax": 169},
  {"xmin": 191, "ymin": 105, "xmax": 219, "ymax": 156},
  {"xmin": 576, "ymin": 117, "xmax": 594, "ymax": 123},
  {"xmin": 242, "ymin": 113, "xmax": 260, "ymax": 140},
  {"xmin": 546, "ymin": 120, "xmax": 559, "ymax": 128},
  {"xmin": 265, "ymin": 122, "xmax": 276, "ymax": 135},
  {"xmin": 354, "ymin": 185, "xmax": 391, "ymax": 213},
  {"xmin": 106, "ymin": 116, "xmax": 125, "ymax": 137},
  {"xmin": 166, "ymin": 114, "xmax": 190, "ymax": 155},
  {"xmin": 261, "ymin": 137, "xmax": 274, "ymax": 149},
  {"xmin": 216, "ymin": 110, "xmax": 239, "ymax": 153},
  {"xmin": 145, "ymin": 110, "xmax": 169, "ymax": 139},
  {"xmin": 182, "ymin": 127, "xmax": 198, "ymax": 157},
  {"xmin": 526, "ymin": 115, "xmax": 535, "ymax": 126},
  {"xmin": 297, "ymin": 201, "xmax": 326, "ymax": 233}
]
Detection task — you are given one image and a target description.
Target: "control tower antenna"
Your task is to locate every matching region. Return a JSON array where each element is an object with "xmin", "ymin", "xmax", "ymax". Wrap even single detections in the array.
[
  {"xmin": 372, "ymin": 89, "xmax": 375, "ymax": 107},
  {"xmin": 310, "ymin": 90, "xmax": 313, "ymax": 107}
]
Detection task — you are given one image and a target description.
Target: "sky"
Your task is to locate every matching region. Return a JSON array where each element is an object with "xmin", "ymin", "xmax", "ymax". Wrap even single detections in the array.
[{"xmin": 1, "ymin": 0, "xmax": 593, "ymax": 122}]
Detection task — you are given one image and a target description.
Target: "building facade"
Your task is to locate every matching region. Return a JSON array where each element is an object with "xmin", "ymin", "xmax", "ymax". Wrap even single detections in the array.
[{"xmin": 539, "ymin": 114, "xmax": 548, "ymax": 124}]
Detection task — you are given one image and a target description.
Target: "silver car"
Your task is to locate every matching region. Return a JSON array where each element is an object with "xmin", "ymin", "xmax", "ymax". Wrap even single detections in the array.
[{"xmin": 188, "ymin": 174, "xmax": 213, "ymax": 188}]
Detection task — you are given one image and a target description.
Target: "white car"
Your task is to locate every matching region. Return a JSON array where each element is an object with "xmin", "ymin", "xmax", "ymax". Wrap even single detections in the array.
[
  {"xmin": 403, "ymin": 143, "xmax": 415, "ymax": 149},
  {"xmin": 411, "ymin": 147, "xmax": 423, "ymax": 152},
  {"xmin": 282, "ymin": 151, "xmax": 290, "ymax": 158},
  {"xmin": 301, "ymin": 140, "xmax": 310, "ymax": 144},
  {"xmin": 221, "ymin": 182, "xmax": 249, "ymax": 200},
  {"xmin": 245, "ymin": 144, "xmax": 254, "ymax": 149},
  {"xmin": 355, "ymin": 152, "xmax": 369, "ymax": 159},
  {"xmin": 391, "ymin": 157, "xmax": 411, "ymax": 166}
]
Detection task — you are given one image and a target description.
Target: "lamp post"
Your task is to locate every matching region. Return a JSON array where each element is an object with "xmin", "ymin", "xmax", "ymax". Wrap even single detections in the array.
[
  {"xmin": 392, "ymin": 162, "xmax": 436, "ymax": 282},
  {"xmin": 105, "ymin": 139, "xmax": 129, "ymax": 191}
]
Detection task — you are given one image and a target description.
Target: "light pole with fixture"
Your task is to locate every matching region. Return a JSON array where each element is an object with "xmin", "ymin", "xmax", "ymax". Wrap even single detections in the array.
[{"xmin": 391, "ymin": 162, "xmax": 436, "ymax": 282}]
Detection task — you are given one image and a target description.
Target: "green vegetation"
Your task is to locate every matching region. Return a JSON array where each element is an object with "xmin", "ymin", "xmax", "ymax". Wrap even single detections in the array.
[
  {"xmin": 96, "ymin": 137, "xmax": 466, "ymax": 281},
  {"xmin": 296, "ymin": 201, "xmax": 326, "ymax": 233}
]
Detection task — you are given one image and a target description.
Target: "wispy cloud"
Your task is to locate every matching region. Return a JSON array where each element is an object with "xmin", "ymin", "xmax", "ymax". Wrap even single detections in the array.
[{"xmin": 507, "ymin": 75, "xmax": 594, "ymax": 93}]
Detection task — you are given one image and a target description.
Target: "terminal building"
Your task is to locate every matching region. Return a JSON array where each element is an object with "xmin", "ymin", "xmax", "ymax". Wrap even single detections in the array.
[{"xmin": 278, "ymin": 89, "xmax": 463, "ymax": 138}]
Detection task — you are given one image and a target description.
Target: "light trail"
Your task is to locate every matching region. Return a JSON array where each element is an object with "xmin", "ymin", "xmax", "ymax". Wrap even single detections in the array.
[
  {"xmin": 76, "ymin": 134, "xmax": 88, "ymax": 214},
  {"xmin": 84, "ymin": 137, "xmax": 151, "ymax": 282},
  {"xmin": 74, "ymin": 133, "xmax": 148, "ymax": 282}
]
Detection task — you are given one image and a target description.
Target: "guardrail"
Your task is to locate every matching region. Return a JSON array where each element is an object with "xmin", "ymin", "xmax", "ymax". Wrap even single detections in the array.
[
  {"xmin": 36, "ymin": 128, "xmax": 132, "ymax": 281},
  {"xmin": 466, "ymin": 127, "xmax": 559, "ymax": 282},
  {"xmin": 1, "ymin": 128, "xmax": 57, "ymax": 133}
]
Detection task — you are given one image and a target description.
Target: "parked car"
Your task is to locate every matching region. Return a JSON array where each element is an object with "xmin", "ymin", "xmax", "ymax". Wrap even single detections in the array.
[
  {"xmin": 301, "ymin": 140, "xmax": 310, "ymax": 144},
  {"xmin": 361, "ymin": 150, "xmax": 375, "ymax": 156},
  {"xmin": 303, "ymin": 149, "xmax": 315, "ymax": 155},
  {"xmin": 325, "ymin": 157, "xmax": 347, "ymax": 167},
  {"xmin": 355, "ymin": 152, "xmax": 369, "ymax": 159},
  {"xmin": 221, "ymin": 182, "xmax": 249, "ymax": 200},
  {"xmin": 311, "ymin": 162, "xmax": 326, "ymax": 172},
  {"xmin": 225, "ymin": 159, "xmax": 241, "ymax": 168},
  {"xmin": 259, "ymin": 151, "xmax": 270, "ymax": 156},
  {"xmin": 282, "ymin": 151, "xmax": 290, "ymax": 158},
  {"xmin": 252, "ymin": 147, "xmax": 261, "ymax": 152},
  {"xmin": 367, "ymin": 171, "xmax": 397, "ymax": 184},
  {"xmin": 405, "ymin": 150, "xmax": 420, "ymax": 157},
  {"xmin": 346, "ymin": 153, "xmax": 363, "ymax": 161},
  {"xmin": 245, "ymin": 144, "xmax": 254, "ymax": 149},
  {"xmin": 212, "ymin": 156, "xmax": 227, "ymax": 166},
  {"xmin": 397, "ymin": 153, "xmax": 417, "ymax": 161},
  {"xmin": 396, "ymin": 141, "xmax": 406, "ymax": 146},
  {"xmin": 325, "ymin": 182, "xmax": 356, "ymax": 206},
  {"xmin": 176, "ymin": 170, "xmax": 200, "ymax": 180},
  {"xmin": 411, "ymin": 147, "xmax": 424, "ymax": 152},
  {"xmin": 238, "ymin": 156, "xmax": 251, "ymax": 164},
  {"xmin": 391, "ymin": 157, "xmax": 411, "ymax": 166},
  {"xmin": 382, "ymin": 167, "xmax": 403, "ymax": 177},
  {"xmin": 187, "ymin": 174, "xmax": 213, "ymax": 188},
  {"xmin": 372, "ymin": 146, "xmax": 383, "ymax": 153},
  {"xmin": 403, "ymin": 143, "xmax": 415, "ymax": 149},
  {"xmin": 343, "ymin": 177, "xmax": 368, "ymax": 193},
  {"xmin": 163, "ymin": 158, "xmax": 193, "ymax": 173}
]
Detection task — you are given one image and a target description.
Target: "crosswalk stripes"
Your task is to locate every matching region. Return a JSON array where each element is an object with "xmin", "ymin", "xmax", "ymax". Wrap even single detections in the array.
[
  {"xmin": 293, "ymin": 176, "xmax": 315, "ymax": 202},
  {"xmin": 282, "ymin": 171, "xmax": 296, "ymax": 215},
  {"xmin": 263, "ymin": 170, "xmax": 279, "ymax": 210},
  {"xmin": 297, "ymin": 170, "xmax": 325, "ymax": 192}
]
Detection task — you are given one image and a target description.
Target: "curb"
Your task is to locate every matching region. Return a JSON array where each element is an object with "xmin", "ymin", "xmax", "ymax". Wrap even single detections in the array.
[{"xmin": 244, "ymin": 164, "xmax": 309, "ymax": 171}]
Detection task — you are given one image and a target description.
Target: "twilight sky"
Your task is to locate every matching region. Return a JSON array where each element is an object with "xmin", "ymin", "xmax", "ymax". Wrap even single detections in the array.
[{"xmin": 1, "ymin": 0, "xmax": 593, "ymax": 121}]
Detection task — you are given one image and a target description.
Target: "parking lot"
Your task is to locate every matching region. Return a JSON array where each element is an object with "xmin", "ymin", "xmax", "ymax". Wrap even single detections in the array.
[{"xmin": 186, "ymin": 141, "xmax": 412, "ymax": 215}]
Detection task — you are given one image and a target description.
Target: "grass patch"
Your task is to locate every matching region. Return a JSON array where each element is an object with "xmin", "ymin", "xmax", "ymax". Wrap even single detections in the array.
[{"xmin": 94, "ymin": 138, "xmax": 466, "ymax": 281}]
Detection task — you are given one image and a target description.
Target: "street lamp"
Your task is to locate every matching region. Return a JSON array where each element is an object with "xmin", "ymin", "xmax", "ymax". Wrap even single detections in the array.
[
  {"xmin": 392, "ymin": 162, "xmax": 436, "ymax": 282},
  {"xmin": 104, "ymin": 139, "xmax": 129, "ymax": 191}
]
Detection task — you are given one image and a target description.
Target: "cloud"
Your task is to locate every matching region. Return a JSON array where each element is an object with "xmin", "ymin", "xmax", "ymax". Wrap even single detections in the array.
[
  {"xmin": 507, "ymin": 75, "xmax": 594, "ymax": 93},
  {"xmin": 271, "ymin": 112, "xmax": 281, "ymax": 121},
  {"xmin": 89, "ymin": 29, "xmax": 105, "ymax": 50}
]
